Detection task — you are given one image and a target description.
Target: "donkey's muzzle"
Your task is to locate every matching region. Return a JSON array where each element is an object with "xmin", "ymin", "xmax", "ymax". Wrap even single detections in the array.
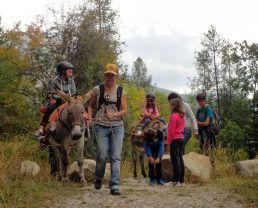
[{"xmin": 72, "ymin": 132, "xmax": 82, "ymax": 140}]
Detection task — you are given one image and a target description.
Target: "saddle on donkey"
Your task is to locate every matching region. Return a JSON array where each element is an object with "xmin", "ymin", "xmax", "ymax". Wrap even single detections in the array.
[{"xmin": 130, "ymin": 118, "xmax": 166, "ymax": 143}]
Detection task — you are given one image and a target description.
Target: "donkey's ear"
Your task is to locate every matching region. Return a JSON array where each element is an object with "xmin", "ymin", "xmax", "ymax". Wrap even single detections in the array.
[
  {"xmin": 56, "ymin": 89, "xmax": 71, "ymax": 103},
  {"xmin": 83, "ymin": 90, "xmax": 92, "ymax": 102}
]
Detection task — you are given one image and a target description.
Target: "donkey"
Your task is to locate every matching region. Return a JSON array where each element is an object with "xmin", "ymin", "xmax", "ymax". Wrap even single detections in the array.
[
  {"xmin": 48, "ymin": 90, "xmax": 86, "ymax": 183},
  {"xmin": 130, "ymin": 120, "xmax": 166, "ymax": 178}
]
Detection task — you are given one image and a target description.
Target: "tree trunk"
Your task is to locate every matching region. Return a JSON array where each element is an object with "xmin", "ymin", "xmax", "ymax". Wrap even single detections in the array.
[{"xmin": 213, "ymin": 51, "xmax": 221, "ymax": 115}]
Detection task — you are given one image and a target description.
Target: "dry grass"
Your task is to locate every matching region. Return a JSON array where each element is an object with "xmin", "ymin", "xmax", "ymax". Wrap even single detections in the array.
[
  {"xmin": 0, "ymin": 135, "xmax": 257, "ymax": 207},
  {"xmin": 0, "ymin": 134, "xmax": 62, "ymax": 208}
]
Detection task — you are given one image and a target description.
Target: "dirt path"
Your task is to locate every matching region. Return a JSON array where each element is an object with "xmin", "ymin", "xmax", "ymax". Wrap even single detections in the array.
[{"xmin": 47, "ymin": 178, "xmax": 244, "ymax": 208}]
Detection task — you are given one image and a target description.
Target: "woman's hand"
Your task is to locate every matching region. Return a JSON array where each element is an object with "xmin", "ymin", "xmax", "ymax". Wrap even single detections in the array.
[{"xmin": 106, "ymin": 112, "xmax": 118, "ymax": 120}]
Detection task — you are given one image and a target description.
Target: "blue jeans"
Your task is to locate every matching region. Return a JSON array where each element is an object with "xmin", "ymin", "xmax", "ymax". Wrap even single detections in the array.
[
  {"xmin": 143, "ymin": 118, "xmax": 151, "ymax": 129},
  {"xmin": 183, "ymin": 128, "xmax": 192, "ymax": 154},
  {"xmin": 95, "ymin": 124, "xmax": 124, "ymax": 191}
]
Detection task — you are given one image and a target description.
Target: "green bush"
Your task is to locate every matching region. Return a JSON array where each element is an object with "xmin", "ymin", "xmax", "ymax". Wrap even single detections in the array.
[{"xmin": 217, "ymin": 121, "xmax": 248, "ymax": 161}]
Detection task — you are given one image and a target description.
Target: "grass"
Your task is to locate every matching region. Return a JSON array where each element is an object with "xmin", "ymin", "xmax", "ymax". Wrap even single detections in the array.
[
  {"xmin": 0, "ymin": 134, "xmax": 257, "ymax": 207},
  {"xmin": 186, "ymin": 138, "xmax": 258, "ymax": 207},
  {"xmin": 0, "ymin": 134, "xmax": 63, "ymax": 208}
]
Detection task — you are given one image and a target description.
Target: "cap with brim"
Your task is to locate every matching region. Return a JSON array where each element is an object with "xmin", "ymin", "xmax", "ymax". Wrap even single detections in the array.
[{"xmin": 104, "ymin": 64, "xmax": 118, "ymax": 75}]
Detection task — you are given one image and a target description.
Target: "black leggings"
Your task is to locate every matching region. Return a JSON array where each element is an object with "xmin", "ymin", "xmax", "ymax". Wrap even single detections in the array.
[
  {"xmin": 170, "ymin": 139, "xmax": 185, "ymax": 183},
  {"xmin": 41, "ymin": 102, "xmax": 62, "ymax": 125}
]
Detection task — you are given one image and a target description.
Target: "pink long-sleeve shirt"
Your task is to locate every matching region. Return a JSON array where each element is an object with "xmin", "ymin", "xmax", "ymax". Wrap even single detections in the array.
[
  {"xmin": 143, "ymin": 105, "xmax": 160, "ymax": 119},
  {"xmin": 167, "ymin": 113, "xmax": 185, "ymax": 145}
]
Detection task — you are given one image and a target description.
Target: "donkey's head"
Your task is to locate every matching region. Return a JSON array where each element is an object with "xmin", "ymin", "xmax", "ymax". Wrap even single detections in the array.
[{"xmin": 57, "ymin": 90, "xmax": 85, "ymax": 140}]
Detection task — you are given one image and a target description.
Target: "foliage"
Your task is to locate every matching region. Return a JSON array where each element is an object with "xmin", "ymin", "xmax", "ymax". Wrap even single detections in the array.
[
  {"xmin": 130, "ymin": 57, "xmax": 152, "ymax": 90},
  {"xmin": 189, "ymin": 25, "xmax": 258, "ymax": 156},
  {"xmin": 217, "ymin": 121, "xmax": 245, "ymax": 157}
]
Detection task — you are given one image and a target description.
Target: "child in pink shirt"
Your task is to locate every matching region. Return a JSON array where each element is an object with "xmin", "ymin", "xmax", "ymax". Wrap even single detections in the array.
[
  {"xmin": 135, "ymin": 93, "xmax": 160, "ymax": 136},
  {"xmin": 166, "ymin": 98, "xmax": 185, "ymax": 187}
]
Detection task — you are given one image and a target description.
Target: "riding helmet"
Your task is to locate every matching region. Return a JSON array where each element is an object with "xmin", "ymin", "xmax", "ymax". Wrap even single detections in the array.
[
  {"xmin": 56, "ymin": 61, "xmax": 74, "ymax": 74},
  {"xmin": 146, "ymin": 93, "xmax": 155, "ymax": 101}
]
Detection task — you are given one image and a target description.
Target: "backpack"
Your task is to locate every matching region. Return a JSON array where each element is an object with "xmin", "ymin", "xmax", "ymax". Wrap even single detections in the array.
[
  {"xmin": 98, "ymin": 83, "xmax": 123, "ymax": 111},
  {"xmin": 197, "ymin": 106, "xmax": 222, "ymax": 135}
]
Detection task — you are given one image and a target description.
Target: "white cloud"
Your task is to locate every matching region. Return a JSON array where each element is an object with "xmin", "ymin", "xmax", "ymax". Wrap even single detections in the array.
[{"xmin": 1, "ymin": 0, "xmax": 258, "ymax": 93}]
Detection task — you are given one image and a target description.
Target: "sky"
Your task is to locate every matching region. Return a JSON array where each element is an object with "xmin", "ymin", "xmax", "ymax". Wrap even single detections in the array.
[{"xmin": 1, "ymin": 0, "xmax": 258, "ymax": 93}]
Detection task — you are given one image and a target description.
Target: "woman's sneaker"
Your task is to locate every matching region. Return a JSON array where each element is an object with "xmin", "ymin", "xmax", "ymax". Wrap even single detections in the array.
[{"xmin": 157, "ymin": 179, "xmax": 165, "ymax": 185}]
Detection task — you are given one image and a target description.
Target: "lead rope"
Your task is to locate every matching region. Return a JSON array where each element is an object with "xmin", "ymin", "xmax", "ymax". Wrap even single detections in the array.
[{"xmin": 68, "ymin": 81, "xmax": 71, "ymax": 97}]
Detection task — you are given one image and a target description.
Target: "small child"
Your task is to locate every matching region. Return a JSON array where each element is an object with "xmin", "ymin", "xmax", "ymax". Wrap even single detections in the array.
[
  {"xmin": 166, "ymin": 98, "xmax": 185, "ymax": 187},
  {"xmin": 144, "ymin": 128, "xmax": 165, "ymax": 186},
  {"xmin": 135, "ymin": 93, "xmax": 160, "ymax": 136}
]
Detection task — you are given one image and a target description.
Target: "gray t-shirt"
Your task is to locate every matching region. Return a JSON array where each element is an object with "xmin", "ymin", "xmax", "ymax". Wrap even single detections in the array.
[
  {"xmin": 184, "ymin": 102, "xmax": 198, "ymax": 131},
  {"xmin": 92, "ymin": 85, "xmax": 126, "ymax": 127}
]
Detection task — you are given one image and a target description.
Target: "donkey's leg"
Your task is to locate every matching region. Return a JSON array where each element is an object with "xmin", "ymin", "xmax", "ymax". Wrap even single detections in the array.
[
  {"xmin": 139, "ymin": 152, "xmax": 147, "ymax": 178},
  {"xmin": 132, "ymin": 144, "xmax": 138, "ymax": 178},
  {"xmin": 52, "ymin": 146, "xmax": 62, "ymax": 180},
  {"xmin": 61, "ymin": 147, "xmax": 69, "ymax": 182},
  {"xmin": 76, "ymin": 138, "xmax": 86, "ymax": 184}
]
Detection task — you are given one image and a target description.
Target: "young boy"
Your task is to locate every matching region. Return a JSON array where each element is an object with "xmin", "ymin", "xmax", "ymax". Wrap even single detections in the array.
[
  {"xmin": 196, "ymin": 93, "xmax": 216, "ymax": 167},
  {"xmin": 144, "ymin": 128, "xmax": 165, "ymax": 186}
]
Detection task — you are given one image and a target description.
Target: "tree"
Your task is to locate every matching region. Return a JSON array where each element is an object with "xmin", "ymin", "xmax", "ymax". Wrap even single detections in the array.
[
  {"xmin": 201, "ymin": 25, "xmax": 223, "ymax": 115},
  {"xmin": 131, "ymin": 57, "xmax": 152, "ymax": 90}
]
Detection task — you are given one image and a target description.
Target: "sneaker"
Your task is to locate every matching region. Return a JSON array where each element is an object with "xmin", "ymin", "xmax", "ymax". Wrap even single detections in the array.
[
  {"xmin": 165, "ymin": 181, "xmax": 181, "ymax": 187},
  {"xmin": 173, "ymin": 182, "xmax": 181, "ymax": 187},
  {"xmin": 180, "ymin": 182, "xmax": 186, "ymax": 187},
  {"xmin": 149, "ymin": 179, "xmax": 156, "ymax": 186},
  {"xmin": 157, "ymin": 179, "xmax": 165, "ymax": 185},
  {"xmin": 134, "ymin": 130, "xmax": 142, "ymax": 136},
  {"xmin": 94, "ymin": 179, "xmax": 102, "ymax": 190},
  {"xmin": 49, "ymin": 122, "xmax": 56, "ymax": 132},
  {"xmin": 110, "ymin": 189, "xmax": 121, "ymax": 196}
]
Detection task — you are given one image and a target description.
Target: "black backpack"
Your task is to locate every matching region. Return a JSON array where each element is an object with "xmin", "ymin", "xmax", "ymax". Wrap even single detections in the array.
[
  {"xmin": 97, "ymin": 83, "xmax": 123, "ymax": 111},
  {"xmin": 197, "ymin": 106, "xmax": 222, "ymax": 135}
]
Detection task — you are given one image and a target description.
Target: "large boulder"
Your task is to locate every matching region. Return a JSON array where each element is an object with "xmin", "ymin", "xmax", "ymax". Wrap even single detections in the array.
[
  {"xmin": 20, "ymin": 160, "xmax": 40, "ymax": 176},
  {"xmin": 234, "ymin": 159, "xmax": 258, "ymax": 177},
  {"xmin": 161, "ymin": 152, "xmax": 212, "ymax": 182},
  {"xmin": 68, "ymin": 159, "xmax": 110, "ymax": 182},
  {"xmin": 183, "ymin": 152, "xmax": 212, "ymax": 181}
]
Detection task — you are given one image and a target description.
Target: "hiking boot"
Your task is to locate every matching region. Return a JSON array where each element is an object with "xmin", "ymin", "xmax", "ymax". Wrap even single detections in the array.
[
  {"xmin": 157, "ymin": 179, "xmax": 165, "ymax": 185},
  {"xmin": 110, "ymin": 189, "xmax": 121, "ymax": 196},
  {"xmin": 149, "ymin": 179, "xmax": 156, "ymax": 186},
  {"xmin": 94, "ymin": 179, "xmax": 102, "ymax": 190}
]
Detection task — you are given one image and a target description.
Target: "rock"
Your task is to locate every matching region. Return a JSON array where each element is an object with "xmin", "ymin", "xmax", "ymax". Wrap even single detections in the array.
[
  {"xmin": 20, "ymin": 160, "xmax": 40, "ymax": 176},
  {"xmin": 161, "ymin": 152, "xmax": 212, "ymax": 182},
  {"xmin": 234, "ymin": 159, "xmax": 258, "ymax": 177},
  {"xmin": 183, "ymin": 152, "xmax": 212, "ymax": 181},
  {"xmin": 68, "ymin": 159, "xmax": 110, "ymax": 182},
  {"xmin": 161, "ymin": 154, "xmax": 173, "ymax": 181}
]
